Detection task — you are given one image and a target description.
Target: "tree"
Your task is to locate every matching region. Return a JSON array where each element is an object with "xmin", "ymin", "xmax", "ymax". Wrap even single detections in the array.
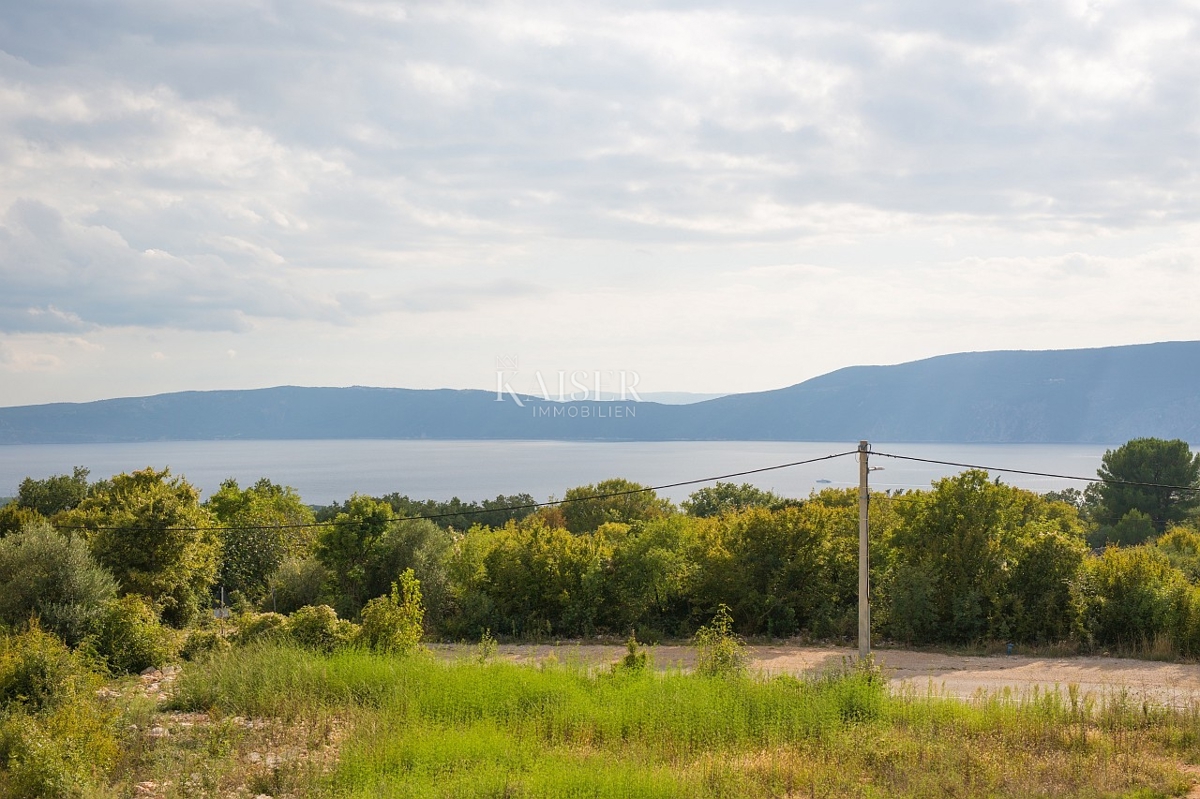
[
  {"xmin": 315, "ymin": 494, "xmax": 394, "ymax": 617},
  {"xmin": 560, "ymin": 478, "xmax": 674, "ymax": 534},
  {"xmin": 205, "ymin": 478, "xmax": 316, "ymax": 603},
  {"xmin": 0, "ymin": 503, "xmax": 44, "ymax": 538},
  {"xmin": 1095, "ymin": 439, "xmax": 1200, "ymax": 533},
  {"xmin": 0, "ymin": 521, "xmax": 118, "ymax": 645},
  {"xmin": 884, "ymin": 470, "xmax": 1087, "ymax": 645},
  {"xmin": 682, "ymin": 482, "xmax": 795, "ymax": 517},
  {"xmin": 16, "ymin": 466, "xmax": 90, "ymax": 518},
  {"xmin": 56, "ymin": 467, "xmax": 219, "ymax": 626},
  {"xmin": 360, "ymin": 519, "xmax": 453, "ymax": 631}
]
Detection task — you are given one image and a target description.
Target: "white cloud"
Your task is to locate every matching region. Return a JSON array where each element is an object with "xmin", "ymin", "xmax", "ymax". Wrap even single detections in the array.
[{"xmin": 0, "ymin": 0, "xmax": 1197, "ymax": 403}]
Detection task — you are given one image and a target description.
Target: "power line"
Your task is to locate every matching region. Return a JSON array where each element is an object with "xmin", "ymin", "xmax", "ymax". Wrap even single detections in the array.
[
  {"xmin": 56, "ymin": 449, "xmax": 859, "ymax": 532},
  {"xmin": 871, "ymin": 450, "xmax": 1200, "ymax": 493}
]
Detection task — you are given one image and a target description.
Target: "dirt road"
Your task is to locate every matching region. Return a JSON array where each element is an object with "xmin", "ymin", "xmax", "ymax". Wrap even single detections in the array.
[{"xmin": 433, "ymin": 642, "xmax": 1200, "ymax": 706}]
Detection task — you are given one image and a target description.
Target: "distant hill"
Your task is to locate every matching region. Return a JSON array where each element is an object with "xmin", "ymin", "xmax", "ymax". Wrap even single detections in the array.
[{"xmin": 1, "ymin": 341, "xmax": 1198, "ymax": 444}]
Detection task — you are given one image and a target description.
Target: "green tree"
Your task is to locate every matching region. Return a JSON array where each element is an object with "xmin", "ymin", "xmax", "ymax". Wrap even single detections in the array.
[
  {"xmin": 560, "ymin": 478, "xmax": 674, "ymax": 534},
  {"xmin": 361, "ymin": 519, "xmax": 453, "ymax": 632},
  {"xmin": 1095, "ymin": 438, "xmax": 1200, "ymax": 532},
  {"xmin": 0, "ymin": 504, "xmax": 44, "ymax": 538},
  {"xmin": 695, "ymin": 499, "xmax": 858, "ymax": 638},
  {"xmin": 56, "ymin": 468, "xmax": 218, "ymax": 627},
  {"xmin": 368, "ymin": 492, "xmax": 538, "ymax": 530},
  {"xmin": 885, "ymin": 471, "xmax": 1087, "ymax": 645},
  {"xmin": 1156, "ymin": 526, "xmax": 1200, "ymax": 582},
  {"xmin": 479, "ymin": 518, "xmax": 614, "ymax": 637},
  {"xmin": 609, "ymin": 515, "xmax": 705, "ymax": 636},
  {"xmin": 0, "ymin": 522, "xmax": 118, "ymax": 645},
  {"xmin": 682, "ymin": 482, "xmax": 795, "ymax": 517},
  {"xmin": 16, "ymin": 467, "xmax": 90, "ymax": 518},
  {"xmin": 1005, "ymin": 521, "xmax": 1087, "ymax": 643},
  {"xmin": 206, "ymin": 478, "xmax": 316, "ymax": 603},
  {"xmin": 265, "ymin": 556, "xmax": 328, "ymax": 615},
  {"xmin": 315, "ymin": 494, "xmax": 394, "ymax": 617}
]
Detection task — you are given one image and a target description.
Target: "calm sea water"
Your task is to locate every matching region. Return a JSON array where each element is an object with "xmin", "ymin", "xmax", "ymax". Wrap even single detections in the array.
[{"xmin": 0, "ymin": 440, "xmax": 1122, "ymax": 505}]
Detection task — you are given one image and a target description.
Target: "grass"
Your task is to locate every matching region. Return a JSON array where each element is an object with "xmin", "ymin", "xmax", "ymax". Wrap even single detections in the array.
[{"xmin": 152, "ymin": 642, "xmax": 1200, "ymax": 798}]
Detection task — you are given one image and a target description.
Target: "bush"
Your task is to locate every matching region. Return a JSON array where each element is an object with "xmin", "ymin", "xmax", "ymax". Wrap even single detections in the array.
[
  {"xmin": 0, "ymin": 626, "xmax": 92, "ymax": 713},
  {"xmin": 0, "ymin": 627, "xmax": 116, "ymax": 798},
  {"xmin": 287, "ymin": 605, "xmax": 358, "ymax": 653},
  {"xmin": 1083, "ymin": 546, "xmax": 1183, "ymax": 649},
  {"xmin": 0, "ymin": 706, "xmax": 117, "ymax": 799},
  {"xmin": 265, "ymin": 557, "xmax": 328, "ymax": 615},
  {"xmin": 234, "ymin": 612, "xmax": 289, "ymax": 646},
  {"xmin": 180, "ymin": 627, "xmax": 232, "ymax": 661},
  {"xmin": 90, "ymin": 595, "xmax": 176, "ymax": 675},
  {"xmin": 0, "ymin": 522, "xmax": 117, "ymax": 646},
  {"xmin": 359, "ymin": 569, "xmax": 424, "ymax": 654},
  {"xmin": 693, "ymin": 605, "xmax": 747, "ymax": 678},
  {"xmin": 612, "ymin": 635, "xmax": 649, "ymax": 674}
]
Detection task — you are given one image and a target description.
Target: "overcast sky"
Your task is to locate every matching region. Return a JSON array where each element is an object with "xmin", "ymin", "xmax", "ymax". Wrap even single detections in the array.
[{"xmin": 1, "ymin": 0, "xmax": 1198, "ymax": 406}]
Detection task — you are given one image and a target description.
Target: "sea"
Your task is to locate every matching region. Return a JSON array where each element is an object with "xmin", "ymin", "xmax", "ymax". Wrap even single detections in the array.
[{"xmin": 0, "ymin": 440, "xmax": 1128, "ymax": 506}]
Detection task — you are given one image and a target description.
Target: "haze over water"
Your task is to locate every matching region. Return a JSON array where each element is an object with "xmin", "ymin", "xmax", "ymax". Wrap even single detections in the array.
[{"xmin": 0, "ymin": 441, "xmax": 1124, "ymax": 506}]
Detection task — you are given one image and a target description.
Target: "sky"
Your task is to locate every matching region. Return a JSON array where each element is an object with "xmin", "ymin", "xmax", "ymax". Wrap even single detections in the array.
[{"xmin": 1, "ymin": 0, "xmax": 1198, "ymax": 407}]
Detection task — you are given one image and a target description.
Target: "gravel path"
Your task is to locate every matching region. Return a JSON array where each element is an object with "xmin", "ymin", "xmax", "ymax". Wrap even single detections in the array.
[{"xmin": 432, "ymin": 642, "xmax": 1200, "ymax": 706}]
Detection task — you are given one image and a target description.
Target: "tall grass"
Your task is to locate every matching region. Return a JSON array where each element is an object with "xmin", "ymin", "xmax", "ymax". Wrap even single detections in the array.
[{"xmin": 171, "ymin": 644, "xmax": 1200, "ymax": 798}]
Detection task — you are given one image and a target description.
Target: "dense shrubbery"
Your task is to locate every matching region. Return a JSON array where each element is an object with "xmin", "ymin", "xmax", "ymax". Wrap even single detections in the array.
[
  {"xmin": 90, "ymin": 595, "xmax": 176, "ymax": 675},
  {"xmin": 7, "ymin": 440, "xmax": 1200, "ymax": 670},
  {"xmin": 286, "ymin": 605, "xmax": 359, "ymax": 652},
  {"xmin": 0, "ymin": 626, "xmax": 117, "ymax": 798}
]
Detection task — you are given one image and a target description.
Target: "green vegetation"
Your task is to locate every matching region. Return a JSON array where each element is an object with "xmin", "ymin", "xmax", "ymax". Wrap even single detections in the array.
[
  {"xmin": 0, "ymin": 522, "xmax": 117, "ymax": 646},
  {"xmin": 1096, "ymin": 438, "xmax": 1200, "ymax": 537},
  {"xmin": 2, "ymin": 438, "xmax": 1200, "ymax": 656},
  {"xmin": 152, "ymin": 643, "xmax": 1200, "ymax": 797},
  {"xmin": 207, "ymin": 478, "xmax": 317, "ymax": 606},
  {"xmin": 4, "ymin": 437, "xmax": 1200, "ymax": 794},
  {"xmin": 57, "ymin": 467, "xmax": 218, "ymax": 627}
]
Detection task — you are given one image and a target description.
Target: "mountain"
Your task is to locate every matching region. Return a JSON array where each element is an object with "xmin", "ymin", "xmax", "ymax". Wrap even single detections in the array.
[{"xmin": 1, "ymin": 341, "xmax": 1198, "ymax": 444}]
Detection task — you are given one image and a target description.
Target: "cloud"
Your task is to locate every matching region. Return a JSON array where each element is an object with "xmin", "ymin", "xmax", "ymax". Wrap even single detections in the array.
[
  {"xmin": 0, "ymin": 199, "xmax": 344, "ymax": 332},
  {"xmin": 0, "ymin": 0, "xmax": 1198, "ymax": 402}
]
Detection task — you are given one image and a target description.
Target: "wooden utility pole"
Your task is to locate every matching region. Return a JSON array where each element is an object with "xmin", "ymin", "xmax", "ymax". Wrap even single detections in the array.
[{"xmin": 858, "ymin": 440, "xmax": 870, "ymax": 660}]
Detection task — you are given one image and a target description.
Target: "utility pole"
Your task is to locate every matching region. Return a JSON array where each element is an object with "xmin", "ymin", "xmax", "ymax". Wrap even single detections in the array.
[{"xmin": 858, "ymin": 439, "xmax": 870, "ymax": 660}]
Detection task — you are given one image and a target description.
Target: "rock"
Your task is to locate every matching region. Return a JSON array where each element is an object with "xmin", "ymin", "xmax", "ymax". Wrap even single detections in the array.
[
  {"xmin": 148, "ymin": 726, "xmax": 169, "ymax": 738},
  {"xmin": 140, "ymin": 666, "xmax": 160, "ymax": 676}
]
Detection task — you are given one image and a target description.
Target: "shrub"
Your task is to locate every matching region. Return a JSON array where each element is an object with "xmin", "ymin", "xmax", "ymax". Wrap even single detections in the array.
[
  {"xmin": 612, "ymin": 635, "xmax": 649, "ymax": 674},
  {"xmin": 180, "ymin": 627, "xmax": 232, "ymax": 661},
  {"xmin": 287, "ymin": 605, "xmax": 358, "ymax": 653},
  {"xmin": 0, "ymin": 522, "xmax": 117, "ymax": 646},
  {"xmin": 693, "ymin": 604, "xmax": 747, "ymax": 678},
  {"xmin": 90, "ymin": 595, "xmax": 176, "ymax": 675},
  {"xmin": 0, "ymin": 706, "xmax": 117, "ymax": 799},
  {"xmin": 234, "ymin": 612, "xmax": 289, "ymax": 646},
  {"xmin": 265, "ymin": 557, "xmax": 328, "ymax": 615},
  {"xmin": 1083, "ymin": 546, "xmax": 1183, "ymax": 649},
  {"xmin": 476, "ymin": 628, "xmax": 498, "ymax": 664},
  {"xmin": 359, "ymin": 569, "xmax": 424, "ymax": 654},
  {"xmin": 0, "ymin": 626, "xmax": 92, "ymax": 713},
  {"xmin": 0, "ymin": 504, "xmax": 44, "ymax": 539},
  {"xmin": 0, "ymin": 627, "xmax": 116, "ymax": 799}
]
